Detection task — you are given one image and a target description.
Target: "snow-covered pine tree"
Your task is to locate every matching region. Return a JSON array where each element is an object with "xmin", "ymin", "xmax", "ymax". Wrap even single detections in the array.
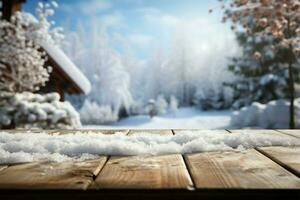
[
  {"xmin": 221, "ymin": 0, "xmax": 300, "ymax": 128},
  {"xmin": 224, "ymin": 21, "xmax": 299, "ymax": 109},
  {"xmin": 225, "ymin": 31, "xmax": 288, "ymax": 108},
  {"xmin": 63, "ymin": 23, "xmax": 133, "ymax": 120},
  {"xmin": 169, "ymin": 95, "xmax": 178, "ymax": 114},
  {"xmin": 163, "ymin": 30, "xmax": 196, "ymax": 106}
]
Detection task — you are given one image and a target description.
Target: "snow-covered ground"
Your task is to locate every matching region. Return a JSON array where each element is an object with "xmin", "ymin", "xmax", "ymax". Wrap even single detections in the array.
[{"xmin": 84, "ymin": 107, "xmax": 233, "ymax": 129}]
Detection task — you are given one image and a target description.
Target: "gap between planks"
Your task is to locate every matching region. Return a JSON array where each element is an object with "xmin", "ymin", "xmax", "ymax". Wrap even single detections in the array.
[
  {"xmin": 90, "ymin": 129, "xmax": 194, "ymax": 189},
  {"xmin": 1, "ymin": 129, "xmax": 300, "ymax": 190},
  {"xmin": 178, "ymin": 129, "xmax": 300, "ymax": 189},
  {"xmin": 0, "ymin": 129, "xmax": 129, "ymax": 190},
  {"xmin": 275, "ymin": 129, "xmax": 300, "ymax": 139},
  {"xmin": 228, "ymin": 129, "xmax": 300, "ymax": 181},
  {"xmin": 171, "ymin": 129, "xmax": 197, "ymax": 191},
  {"xmin": 90, "ymin": 129, "xmax": 130, "ymax": 182}
]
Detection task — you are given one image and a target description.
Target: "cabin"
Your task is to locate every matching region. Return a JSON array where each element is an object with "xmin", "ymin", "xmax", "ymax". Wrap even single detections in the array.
[{"xmin": 0, "ymin": 0, "xmax": 91, "ymax": 101}]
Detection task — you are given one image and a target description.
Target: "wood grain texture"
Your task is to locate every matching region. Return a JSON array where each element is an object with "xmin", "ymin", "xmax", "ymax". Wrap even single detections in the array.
[
  {"xmin": 257, "ymin": 146, "xmax": 300, "ymax": 177},
  {"xmin": 185, "ymin": 149, "xmax": 300, "ymax": 189},
  {"xmin": 91, "ymin": 154, "xmax": 193, "ymax": 189},
  {"xmin": 0, "ymin": 158, "xmax": 107, "ymax": 189},
  {"xmin": 276, "ymin": 129, "xmax": 300, "ymax": 138},
  {"xmin": 91, "ymin": 129, "xmax": 193, "ymax": 189}
]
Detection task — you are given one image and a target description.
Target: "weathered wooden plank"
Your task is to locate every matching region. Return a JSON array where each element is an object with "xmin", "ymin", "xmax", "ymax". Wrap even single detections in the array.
[
  {"xmin": 91, "ymin": 129, "xmax": 193, "ymax": 189},
  {"xmin": 257, "ymin": 146, "xmax": 300, "ymax": 177},
  {"xmin": 276, "ymin": 129, "xmax": 300, "ymax": 139},
  {"xmin": 229, "ymin": 130, "xmax": 300, "ymax": 179},
  {"xmin": 128, "ymin": 129, "xmax": 173, "ymax": 135},
  {"xmin": 91, "ymin": 154, "xmax": 193, "ymax": 189},
  {"xmin": 0, "ymin": 158, "xmax": 107, "ymax": 189},
  {"xmin": 185, "ymin": 149, "xmax": 300, "ymax": 189}
]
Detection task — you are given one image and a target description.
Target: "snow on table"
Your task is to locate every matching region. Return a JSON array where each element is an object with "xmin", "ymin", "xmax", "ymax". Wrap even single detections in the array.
[
  {"xmin": 0, "ymin": 129, "xmax": 299, "ymax": 164},
  {"xmin": 0, "ymin": 129, "xmax": 299, "ymax": 199}
]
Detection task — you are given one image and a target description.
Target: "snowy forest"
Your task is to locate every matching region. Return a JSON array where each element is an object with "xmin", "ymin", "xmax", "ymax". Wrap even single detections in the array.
[{"xmin": 0, "ymin": 0, "xmax": 300, "ymax": 129}]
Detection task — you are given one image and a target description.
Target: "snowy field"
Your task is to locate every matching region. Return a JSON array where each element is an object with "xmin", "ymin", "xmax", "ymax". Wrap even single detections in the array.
[{"xmin": 84, "ymin": 107, "xmax": 233, "ymax": 129}]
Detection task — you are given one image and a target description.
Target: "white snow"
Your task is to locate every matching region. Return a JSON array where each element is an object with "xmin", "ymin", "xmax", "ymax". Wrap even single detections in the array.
[
  {"xmin": 0, "ymin": 130, "xmax": 299, "ymax": 164},
  {"xmin": 18, "ymin": 10, "xmax": 91, "ymax": 95},
  {"xmin": 231, "ymin": 99, "xmax": 300, "ymax": 128},
  {"xmin": 85, "ymin": 107, "xmax": 232, "ymax": 129},
  {"xmin": 0, "ymin": 92, "xmax": 81, "ymax": 129},
  {"xmin": 42, "ymin": 42, "xmax": 91, "ymax": 94},
  {"xmin": 80, "ymin": 100, "xmax": 118, "ymax": 125}
]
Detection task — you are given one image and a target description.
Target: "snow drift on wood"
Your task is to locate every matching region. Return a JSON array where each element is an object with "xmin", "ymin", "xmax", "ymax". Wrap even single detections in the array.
[
  {"xmin": 231, "ymin": 98, "xmax": 300, "ymax": 128},
  {"xmin": 0, "ymin": 130, "xmax": 299, "ymax": 164}
]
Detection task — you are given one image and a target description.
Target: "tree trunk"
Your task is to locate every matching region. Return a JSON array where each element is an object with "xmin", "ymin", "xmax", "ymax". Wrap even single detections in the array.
[{"xmin": 288, "ymin": 62, "xmax": 295, "ymax": 129}]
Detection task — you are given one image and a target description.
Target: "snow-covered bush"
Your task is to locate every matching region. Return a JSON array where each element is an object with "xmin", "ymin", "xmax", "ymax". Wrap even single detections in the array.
[
  {"xmin": 0, "ymin": 13, "xmax": 50, "ymax": 93},
  {"xmin": 79, "ymin": 100, "xmax": 118, "ymax": 125},
  {"xmin": 145, "ymin": 99, "xmax": 157, "ymax": 118},
  {"xmin": 0, "ymin": 1, "xmax": 63, "ymax": 94},
  {"xmin": 156, "ymin": 95, "xmax": 168, "ymax": 115},
  {"xmin": 129, "ymin": 100, "xmax": 147, "ymax": 115},
  {"xmin": 0, "ymin": 92, "xmax": 81, "ymax": 129},
  {"xmin": 169, "ymin": 96, "xmax": 178, "ymax": 114},
  {"xmin": 144, "ymin": 96, "xmax": 170, "ymax": 118},
  {"xmin": 131, "ymin": 95, "xmax": 179, "ymax": 118},
  {"xmin": 231, "ymin": 99, "xmax": 300, "ymax": 128},
  {"xmin": 193, "ymin": 87, "xmax": 233, "ymax": 110}
]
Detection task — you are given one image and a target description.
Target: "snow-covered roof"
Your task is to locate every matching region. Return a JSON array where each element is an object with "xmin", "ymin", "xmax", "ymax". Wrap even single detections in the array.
[
  {"xmin": 42, "ymin": 42, "xmax": 91, "ymax": 94},
  {"xmin": 19, "ymin": 12, "xmax": 91, "ymax": 94}
]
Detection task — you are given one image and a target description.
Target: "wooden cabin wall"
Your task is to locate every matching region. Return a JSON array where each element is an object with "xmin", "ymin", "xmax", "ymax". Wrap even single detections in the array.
[{"xmin": 1, "ymin": 0, "xmax": 26, "ymax": 20}]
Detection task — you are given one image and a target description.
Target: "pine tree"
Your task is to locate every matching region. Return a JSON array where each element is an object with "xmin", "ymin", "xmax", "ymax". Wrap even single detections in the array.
[
  {"xmin": 63, "ymin": 23, "xmax": 133, "ymax": 117},
  {"xmin": 225, "ymin": 30, "xmax": 297, "ymax": 109},
  {"xmin": 220, "ymin": 0, "xmax": 300, "ymax": 128}
]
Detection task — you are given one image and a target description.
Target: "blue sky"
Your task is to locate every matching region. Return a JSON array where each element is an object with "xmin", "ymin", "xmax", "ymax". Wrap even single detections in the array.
[{"xmin": 24, "ymin": 0, "xmax": 231, "ymax": 59}]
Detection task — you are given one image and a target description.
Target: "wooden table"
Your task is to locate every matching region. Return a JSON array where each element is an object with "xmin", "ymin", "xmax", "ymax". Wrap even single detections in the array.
[{"xmin": 0, "ymin": 129, "xmax": 299, "ymax": 200}]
